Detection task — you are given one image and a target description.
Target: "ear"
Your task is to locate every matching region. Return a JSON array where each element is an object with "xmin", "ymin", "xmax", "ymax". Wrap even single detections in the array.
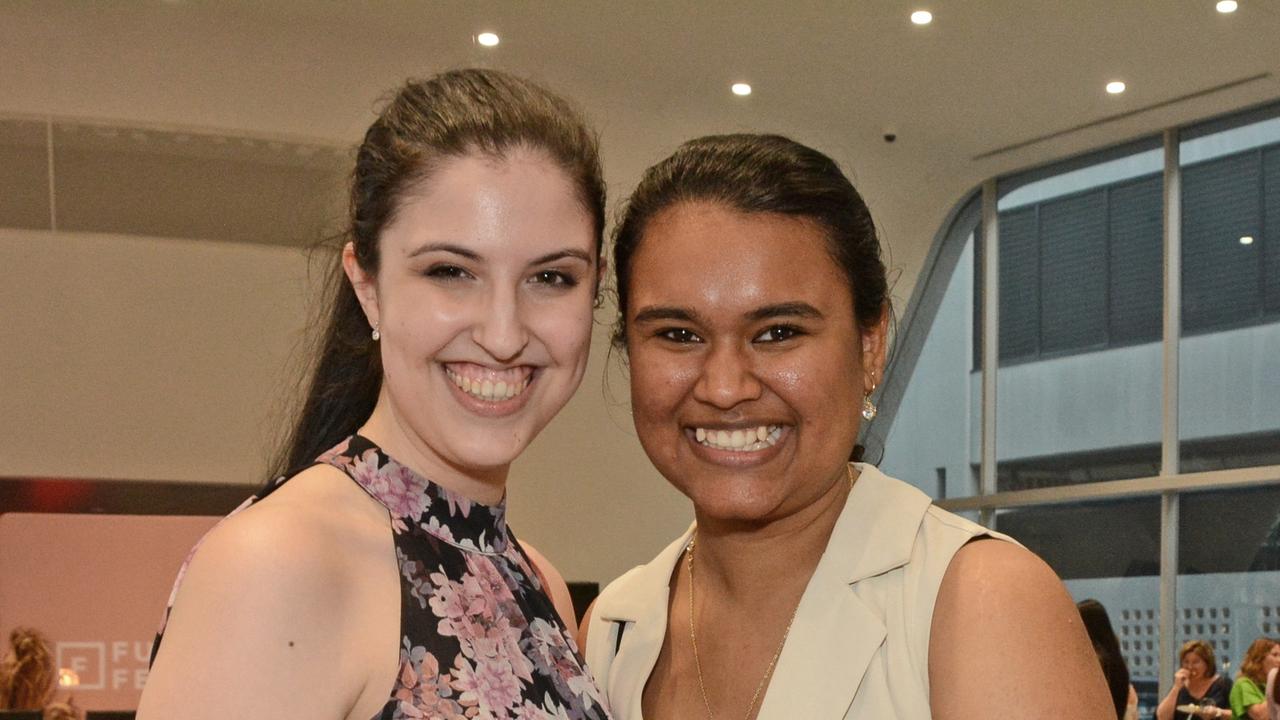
[
  {"xmin": 342, "ymin": 242, "xmax": 380, "ymax": 328},
  {"xmin": 859, "ymin": 305, "xmax": 891, "ymax": 393}
]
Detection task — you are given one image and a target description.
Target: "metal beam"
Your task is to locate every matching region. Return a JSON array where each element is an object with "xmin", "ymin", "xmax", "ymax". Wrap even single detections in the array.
[
  {"xmin": 936, "ymin": 463, "xmax": 1280, "ymax": 513},
  {"xmin": 1157, "ymin": 127, "xmax": 1182, "ymax": 698},
  {"xmin": 979, "ymin": 179, "xmax": 1000, "ymax": 527}
]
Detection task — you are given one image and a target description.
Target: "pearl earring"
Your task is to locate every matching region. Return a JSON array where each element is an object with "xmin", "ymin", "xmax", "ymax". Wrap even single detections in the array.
[{"xmin": 371, "ymin": 322, "xmax": 380, "ymax": 342}]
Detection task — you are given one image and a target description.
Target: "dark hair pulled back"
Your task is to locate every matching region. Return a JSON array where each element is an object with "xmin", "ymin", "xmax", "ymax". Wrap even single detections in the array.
[
  {"xmin": 610, "ymin": 134, "xmax": 889, "ymax": 461},
  {"xmin": 612, "ymin": 133, "xmax": 887, "ymax": 347},
  {"xmin": 272, "ymin": 68, "xmax": 605, "ymax": 480}
]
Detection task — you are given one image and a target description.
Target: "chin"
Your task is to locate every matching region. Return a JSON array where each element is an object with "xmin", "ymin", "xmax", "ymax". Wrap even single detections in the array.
[{"xmin": 678, "ymin": 482, "xmax": 785, "ymax": 524}]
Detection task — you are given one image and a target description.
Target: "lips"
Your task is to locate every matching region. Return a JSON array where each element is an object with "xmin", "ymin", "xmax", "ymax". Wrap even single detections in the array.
[
  {"xmin": 444, "ymin": 363, "xmax": 534, "ymax": 402},
  {"xmin": 691, "ymin": 424, "xmax": 783, "ymax": 452}
]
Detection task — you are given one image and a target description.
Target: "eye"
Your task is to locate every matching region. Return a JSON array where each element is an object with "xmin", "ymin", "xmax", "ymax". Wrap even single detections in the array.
[
  {"xmin": 753, "ymin": 324, "xmax": 803, "ymax": 343},
  {"xmin": 425, "ymin": 264, "xmax": 473, "ymax": 281},
  {"xmin": 530, "ymin": 269, "xmax": 579, "ymax": 288},
  {"xmin": 658, "ymin": 327, "xmax": 703, "ymax": 344}
]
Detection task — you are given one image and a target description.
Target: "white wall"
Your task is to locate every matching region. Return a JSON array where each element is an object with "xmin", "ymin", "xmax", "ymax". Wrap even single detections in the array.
[
  {"xmin": 0, "ymin": 227, "xmax": 689, "ymax": 585},
  {"xmin": 0, "ymin": 229, "xmax": 313, "ymax": 483}
]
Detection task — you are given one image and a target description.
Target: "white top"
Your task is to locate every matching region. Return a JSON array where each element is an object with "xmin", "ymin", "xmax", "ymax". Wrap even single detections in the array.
[{"xmin": 584, "ymin": 463, "xmax": 1011, "ymax": 719}]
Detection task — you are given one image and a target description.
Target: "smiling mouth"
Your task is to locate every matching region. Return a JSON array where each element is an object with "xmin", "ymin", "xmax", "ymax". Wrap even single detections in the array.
[
  {"xmin": 444, "ymin": 364, "xmax": 533, "ymax": 402},
  {"xmin": 692, "ymin": 425, "xmax": 783, "ymax": 452}
]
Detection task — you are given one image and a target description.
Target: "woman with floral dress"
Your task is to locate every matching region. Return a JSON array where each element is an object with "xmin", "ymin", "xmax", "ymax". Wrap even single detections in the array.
[{"xmin": 139, "ymin": 69, "xmax": 610, "ymax": 720}]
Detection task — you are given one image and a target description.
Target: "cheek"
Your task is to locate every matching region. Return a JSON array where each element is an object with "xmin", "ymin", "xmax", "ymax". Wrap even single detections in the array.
[
  {"xmin": 535, "ymin": 301, "xmax": 595, "ymax": 366},
  {"xmin": 628, "ymin": 348, "xmax": 697, "ymax": 425}
]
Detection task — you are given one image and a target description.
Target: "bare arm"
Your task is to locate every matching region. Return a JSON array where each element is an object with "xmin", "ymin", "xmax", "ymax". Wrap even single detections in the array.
[
  {"xmin": 929, "ymin": 539, "xmax": 1114, "ymax": 720},
  {"xmin": 577, "ymin": 598, "xmax": 598, "ymax": 656},
  {"xmin": 1158, "ymin": 670, "xmax": 1190, "ymax": 720},
  {"xmin": 519, "ymin": 539, "xmax": 580, "ymax": 640},
  {"xmin": 137, "ymin": 507, "xmax": 370, "ymax": 720}
]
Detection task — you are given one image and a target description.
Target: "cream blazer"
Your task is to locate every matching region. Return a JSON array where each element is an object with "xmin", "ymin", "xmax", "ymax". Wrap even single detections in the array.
[{"xmin": 584, "ymin": 464, "xmax": 1011, "ymax": 719}]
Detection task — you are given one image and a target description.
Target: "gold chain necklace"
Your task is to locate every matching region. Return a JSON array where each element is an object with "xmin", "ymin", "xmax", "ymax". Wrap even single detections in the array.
[{"xmin": 685, "ymin": 464, "xmax": 856, "ymax": 720}]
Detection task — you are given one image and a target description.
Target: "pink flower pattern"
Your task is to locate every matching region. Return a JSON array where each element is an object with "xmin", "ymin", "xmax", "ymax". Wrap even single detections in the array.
[
  {"xmin": 151, "ymin": 434, "xmax": 609, "ymax": 719},
  {"xmin": 325, "ymin": 435, "xmax": 609, "ymax": 720}
]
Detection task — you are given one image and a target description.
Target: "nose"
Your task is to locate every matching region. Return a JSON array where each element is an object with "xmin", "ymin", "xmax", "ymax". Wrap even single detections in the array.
[
  {"xmin": 693, "ymin": 341, "xmax": 763, "ymax": 409},
  {"xmin": 471, "ymin": 284, "xmax": 530, "ymax": 362}
]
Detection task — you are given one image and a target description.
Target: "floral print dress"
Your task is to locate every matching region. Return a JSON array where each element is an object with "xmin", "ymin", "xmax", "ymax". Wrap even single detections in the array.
[{"xmin": 154, "ymin": 434, "xmax": 610, "ymax": 720}]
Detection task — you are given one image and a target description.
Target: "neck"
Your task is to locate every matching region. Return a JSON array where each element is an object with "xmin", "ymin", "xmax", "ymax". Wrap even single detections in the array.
[
  {"xmin": 691, "ymin": 464, "xmax": 854, "ymax": 601},
  {"xmin": 359, "ymin": 392, "xmax": 509, "ymax": 505}
]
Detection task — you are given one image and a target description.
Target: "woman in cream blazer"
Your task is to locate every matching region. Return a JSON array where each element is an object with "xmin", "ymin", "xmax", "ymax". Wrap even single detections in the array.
[{"xmin": 579, "ymin": 133, "xmax": 1113, "ymax": 719}]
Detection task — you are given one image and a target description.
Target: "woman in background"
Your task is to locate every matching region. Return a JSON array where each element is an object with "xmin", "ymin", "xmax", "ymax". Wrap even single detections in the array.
[
  {"xmin": 0, "ymin": 627, "xmax": 78, "ymax": 719},
  {"xmin": 1233, "ymin": 639, "xmax": 1280, "ymax": 720},
  {"xmin": 580, "ymin": 133, "xmax": 1112, "ymax": 719},
  {"xmin": 0, "ymin": 627, "xmax": 55, "ymax": 711},
  {"xmin": 1157, "ymin": 640, "xmax": 1232, "ymax": 720},
  {"xmin": 1078, "ymin": 599, "xmax": 1138, "ymax": 719},
  {"xmin": 139, "ymin": 69, "xmax": 609, "ymax": 719}
]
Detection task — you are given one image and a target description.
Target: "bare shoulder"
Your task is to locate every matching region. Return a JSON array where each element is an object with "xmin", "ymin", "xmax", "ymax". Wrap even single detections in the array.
[
  {"xmin": 139, "ymin": 464, "xmax": 394, "ymax": 720},
  {"xmin": 928, "ymin": 539, "xmax": 1113, "ymax": 720},
  {"xmin": 577, "ymin": 598, "xmax": 598, "ymax": 656},
  {"xmin": 519, "ymin": 539, "xmax": 579, "ymax": 640}
]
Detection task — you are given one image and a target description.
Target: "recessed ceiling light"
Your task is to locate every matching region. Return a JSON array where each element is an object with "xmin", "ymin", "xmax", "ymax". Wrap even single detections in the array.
[
  {"xmin": 477, "ymin": 32, "xmax": 500, "ymax": 47},
  {"xmin": 1106, "ymin": 80, "xmax": 1127, "ymax": 94},
  {"xmin": 911, "ymin": 10, "xmax": 933, "ymax": 25},
  {"xmin": 1216, "ymin": 0, "xmax": 1238, "ymax": 13},
  {"xmin": 1240, "ymin": 235, "xmax": 1255, "ymax": 245},
  {"xmin": 731, "ymin": 83, "xmax": 752, "ymax": 96}
]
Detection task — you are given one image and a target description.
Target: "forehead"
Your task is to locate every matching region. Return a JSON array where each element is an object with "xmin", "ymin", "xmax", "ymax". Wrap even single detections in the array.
[
  {"xmin": 382, "ymin": 149, "xmax": 594, "ymax": 257},
  {"xmin": 628, "ymin": 201, "xmax": 850, "ymax": 315}
]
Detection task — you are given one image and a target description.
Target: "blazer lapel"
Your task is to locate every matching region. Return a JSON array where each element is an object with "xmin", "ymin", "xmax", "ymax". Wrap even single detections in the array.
[
  {"xmin": 755, "ymin": 570, "xmax": 887, "ymax": 718},
  {"xmin": 596, "ymin": 526, "xmax": 695, "ymax": 719},
  {"xmin": 756, "ymin": 464, "xmax": 932, "ymax": 719}
]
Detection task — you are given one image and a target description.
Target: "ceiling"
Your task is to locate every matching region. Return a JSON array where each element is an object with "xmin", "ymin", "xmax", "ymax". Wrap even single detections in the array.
[{"xmin": 2, "ymin": 0, "xmax": 1279, "ymax": 302}]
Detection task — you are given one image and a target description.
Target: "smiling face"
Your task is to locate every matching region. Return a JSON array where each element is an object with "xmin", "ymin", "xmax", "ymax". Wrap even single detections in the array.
[
  {"xmin": 624, "ymin": 201, "xmax": 887, "ymax": 523},
  {"xmin": 345, "ymin": 148, "xmax": 598, "ymax": 492}
]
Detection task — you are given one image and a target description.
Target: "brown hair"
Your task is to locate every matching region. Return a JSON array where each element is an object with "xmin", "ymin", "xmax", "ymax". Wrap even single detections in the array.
[
  {"xmin": 0, "ymin": 627, "xmax": 56, "ymax": 710},
  {"xmin": 273, "ymin": 68, "xmax": 605, "ymax": 480},
  {"xmin": 1179, "ymin": 639, "xmax": 1218, "ymax": 678},
  {"xmin": 1237, "ymin": 637, "xmax": 1276, "ymax": 685}
]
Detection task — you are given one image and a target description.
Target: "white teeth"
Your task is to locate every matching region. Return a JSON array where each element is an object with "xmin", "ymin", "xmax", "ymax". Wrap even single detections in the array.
[
  {"xmin": 446, "ymin": 368, "xmax": 530, "ymax": 402},
  {"xmin": 693, "ymin": 425, "xmax": 782, "ymax": 452}
]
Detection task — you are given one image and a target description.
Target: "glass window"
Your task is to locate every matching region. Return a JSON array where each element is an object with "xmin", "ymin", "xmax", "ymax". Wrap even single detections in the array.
[
  {"xmin": 1175, "ymin": 485, "xmax": 1280, "ymax": 685},
  {"xmin": 993, "ymin": 143, "xmax": 1164, "ymax": 491},
  {"xmin": 878, "ymin": 202, "xmax": 980, "ymax": 500},
  {"xmin": 1178, "ymin": 112, "xmax": 1280, "ymax": 472}
]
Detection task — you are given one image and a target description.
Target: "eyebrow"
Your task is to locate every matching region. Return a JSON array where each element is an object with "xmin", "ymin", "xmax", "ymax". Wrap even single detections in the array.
[
  {"xmin": 530, "ymin": 249, "xmax": 594, "ymax": 266},
  {"xmin": 631, "ymin": 306, "xmax": 709, "ymax": 326},
  {"xmin": 747, "ymin": 302, "xmax": 825, "ymax": 322},
  {"xmin": 407, "ymin": 242, "xmax": 481, "ymax": 260},
  {"xmin": 631, "ymin": 302, "xmax": 822, "ymax": 326}
]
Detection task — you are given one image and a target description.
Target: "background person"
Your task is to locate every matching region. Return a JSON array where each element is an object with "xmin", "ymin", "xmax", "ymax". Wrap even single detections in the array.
[
  {"xmin": 1233, "ymin": 639, "xmax": 1280, "ymax": 720},
  {"xmin": 1078, "ymin": 599, "xmax": 1138, "ymax": 720},
  {"xmin": 139, "ymin": 68, "xmax": 609, "ymax": 720},
  {"xmin": 0, "ymin": 627, "xmax": 55, "ymax": 711},
  {"xmin": 1157, "ymin": 640, "xmax": 1232, "ymax": 720},
  {"xmin": 580, "ymin": 133, "xmax": 1112, "ymax": 719}
]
